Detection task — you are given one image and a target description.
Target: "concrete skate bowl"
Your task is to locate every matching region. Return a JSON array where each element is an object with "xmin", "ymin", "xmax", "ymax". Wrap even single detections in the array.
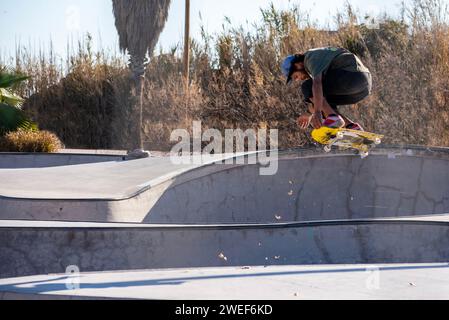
[
  {"xmin": 0, "ymin": 152, "xmax": 125, "ymax": 169},
  {"xmin": 0, "ymin": 146, "xmax": 449, "ymax": 278},
  {"xmin": 0, "ymin": 146, "xmax": 448, "ymax": 223}
]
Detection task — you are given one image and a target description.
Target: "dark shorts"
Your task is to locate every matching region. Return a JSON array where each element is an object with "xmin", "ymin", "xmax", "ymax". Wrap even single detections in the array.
[{"xmin": 301, "ymin": 69, "xmax": 372, "ymax": 112}]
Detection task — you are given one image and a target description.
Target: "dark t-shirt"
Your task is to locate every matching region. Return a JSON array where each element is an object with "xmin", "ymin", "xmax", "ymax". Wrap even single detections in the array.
[{"xmin": 304, "ymin": 47, "xmax": 370, "ymax": 79}]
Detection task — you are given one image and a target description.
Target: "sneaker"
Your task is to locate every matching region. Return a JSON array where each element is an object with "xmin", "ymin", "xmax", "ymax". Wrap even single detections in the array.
[
  {"xmin": 346, "ymin": 122, "xmax": 364, "ymax": 131},
  {"xmin": 323, "ymin": 114, "xmax": 345, "ymax": 128}
]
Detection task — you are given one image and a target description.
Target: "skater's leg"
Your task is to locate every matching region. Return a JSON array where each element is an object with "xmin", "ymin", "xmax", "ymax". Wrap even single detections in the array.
[
  {"xmin": 329, "ymin": 108, "xmax": 364, "ymax": 130},
  {"xmin": 309, "ymin": 96, "xmax": 345, "ymax": 128},
  {"xmin": 304, "ymin": 78, "xmax": 345, "ymax": 119},
  {"xmin": 321, "ymin": 69, "xmax": 371, "ymax": 130},
  {"xmin": 301, "ymin": 75, "xmax": 365, "ymax": 129},
  {"xmin": 309, "ymin": 96, "xmax": 339, "ymax": 118}
]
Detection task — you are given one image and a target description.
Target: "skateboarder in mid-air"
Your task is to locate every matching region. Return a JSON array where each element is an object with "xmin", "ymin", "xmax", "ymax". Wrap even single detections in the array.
[{"xmin": 281, "ymin": 47, "xmax": 372, "ymax": 131}]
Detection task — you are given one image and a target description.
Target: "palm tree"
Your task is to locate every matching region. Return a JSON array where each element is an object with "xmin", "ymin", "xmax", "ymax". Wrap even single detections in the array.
[
  {"xmin": 112, "ymin": 0, "xmax": 171, "ymax": 150},
  {"xmin": 183, "ymin": 0, "xmax": 190, "ymax": 88},
  {"xmin": 0, "ymin": 71, "xmax": 36, "ymax": 135}
]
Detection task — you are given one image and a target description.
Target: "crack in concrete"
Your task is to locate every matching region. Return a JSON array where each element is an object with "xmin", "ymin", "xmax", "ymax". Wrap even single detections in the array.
[{"xmin": 294, "ymin": 159, "xmax": 313, "ymax": 222}]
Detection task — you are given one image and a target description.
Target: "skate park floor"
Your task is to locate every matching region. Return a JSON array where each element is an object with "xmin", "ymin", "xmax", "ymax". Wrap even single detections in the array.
[{"xmin": 1, "ymin": 264, "xmax": 449, "ymax": 300}]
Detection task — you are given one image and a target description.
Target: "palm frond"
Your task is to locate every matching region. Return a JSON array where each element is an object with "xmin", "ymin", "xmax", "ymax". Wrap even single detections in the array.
[
  {"xmin": 0, "ymin": 72, "xmax": 29, "ymax": 89},
  {"xmin": 0, "ymin": 103, "xmax": 37, "ymax": 135},
  {"xmin": 112, "ymin": 0, "xmax": 171, "ymax": 77},
  {"xmin": 0, "ymin": 88, "xmax": 24, "ymax": 108}
]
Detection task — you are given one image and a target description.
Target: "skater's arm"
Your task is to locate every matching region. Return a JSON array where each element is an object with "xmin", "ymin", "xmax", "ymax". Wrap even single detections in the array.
[{"xmin": 311, "ymin": 73, "xmax": 324, "ymax": 128}]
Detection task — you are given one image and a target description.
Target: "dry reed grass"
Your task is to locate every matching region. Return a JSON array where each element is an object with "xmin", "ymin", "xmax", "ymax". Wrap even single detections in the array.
[{"xmin": 1, "ymin": 0, "xmax": 448, "ymax": 151}]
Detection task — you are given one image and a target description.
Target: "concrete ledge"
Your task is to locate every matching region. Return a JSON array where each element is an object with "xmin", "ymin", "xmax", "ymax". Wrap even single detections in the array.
[{"xmin": 0, "ymin": 152, "xmax": 125, "ymax": 169}]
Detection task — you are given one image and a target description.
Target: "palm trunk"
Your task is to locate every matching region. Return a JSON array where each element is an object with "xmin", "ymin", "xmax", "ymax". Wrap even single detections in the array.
[
  {"xmin": 130, "ymin": 53, "xmax": 146, "ymax": 150},
  {"xmin": 112, "ymin": 0, "xmax": 172, "ymax": 151},
  {"xmin": 183, "ymin": 0, "xmax": 191, "ymax": 120}
]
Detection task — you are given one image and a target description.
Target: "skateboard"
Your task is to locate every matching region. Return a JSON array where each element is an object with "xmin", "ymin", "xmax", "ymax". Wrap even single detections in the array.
[{"xmin": 311, "ymin": 127, "xmax": 384, "ymax": 158}]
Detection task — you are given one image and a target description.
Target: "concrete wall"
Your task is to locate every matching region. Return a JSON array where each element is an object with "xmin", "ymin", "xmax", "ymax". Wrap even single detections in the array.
[
  {"xmin": 143, "ymin": 154, "xmax": 449, "ymax": 223},
  {"xmin": 1, "ymin": 221, "xmax": 448, "ymax": 278}
]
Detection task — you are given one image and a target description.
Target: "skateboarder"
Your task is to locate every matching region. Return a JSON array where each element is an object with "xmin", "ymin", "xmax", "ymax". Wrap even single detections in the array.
[{"xmin": 281, "ymin": 47, "xmax": 372, "ymax": 131}]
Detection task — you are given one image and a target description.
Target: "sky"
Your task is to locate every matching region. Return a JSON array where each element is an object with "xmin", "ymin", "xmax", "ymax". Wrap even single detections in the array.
[{"xmin": 0, "ymin": 0, "xmax": 411, "ymax": 59}]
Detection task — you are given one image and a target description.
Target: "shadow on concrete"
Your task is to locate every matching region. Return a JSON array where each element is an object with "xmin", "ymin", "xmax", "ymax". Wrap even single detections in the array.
[{"xmin": 1, "ymin": 263, "xmax": 448, "ymax": 296}]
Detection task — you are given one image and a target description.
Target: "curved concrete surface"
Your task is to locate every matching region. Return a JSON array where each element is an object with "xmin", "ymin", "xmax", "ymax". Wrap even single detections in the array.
[
  {"xmin": 1, "ymin": 217, "xmax": 449, "ymax": 278},
  {"xmin": 0, "ymin": 146, "xmax": 448, "ymax": 223}
]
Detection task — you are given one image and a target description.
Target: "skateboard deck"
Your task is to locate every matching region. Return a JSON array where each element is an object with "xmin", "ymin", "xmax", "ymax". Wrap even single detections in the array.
[{"xmin": 311, "ymin": 127, "xmax": 384, "ymax": 158}]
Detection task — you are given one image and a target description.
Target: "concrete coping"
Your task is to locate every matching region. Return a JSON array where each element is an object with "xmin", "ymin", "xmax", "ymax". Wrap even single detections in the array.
[{"xmin": 1, "ymin": 215, "xmax": 448, "ymax": 230}]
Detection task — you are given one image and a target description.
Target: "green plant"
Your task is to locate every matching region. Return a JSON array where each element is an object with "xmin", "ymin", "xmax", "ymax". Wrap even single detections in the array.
[{"xmin": 0, "ymin": 70, "xmax": 36, "ymax": 135}]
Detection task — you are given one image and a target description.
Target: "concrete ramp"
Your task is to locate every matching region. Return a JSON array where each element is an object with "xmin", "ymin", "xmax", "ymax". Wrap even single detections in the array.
[{"xmin": 0, "ymin": 146, "xmax": 448, "ymax": 223}]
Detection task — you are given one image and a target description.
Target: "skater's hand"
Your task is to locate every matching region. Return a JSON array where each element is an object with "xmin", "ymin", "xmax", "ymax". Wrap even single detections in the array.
[
  {"xmin": 311, "ymin": 111, "xmax": 323, "ymax": 129},
  {"xmin": 297, "ymin": 114, "xmax": 312, "ymax": 130}
]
